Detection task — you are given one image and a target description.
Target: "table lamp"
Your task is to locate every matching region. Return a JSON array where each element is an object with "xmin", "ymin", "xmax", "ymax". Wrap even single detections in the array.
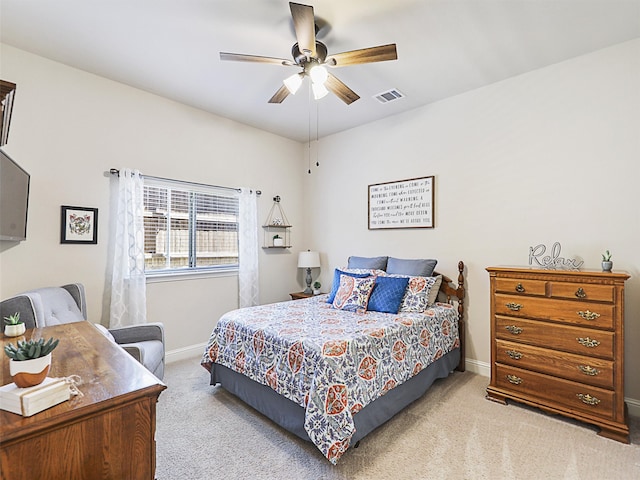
[{"xmin": 298, "ymin": 251, "xmax": 320, "ymax": 294}]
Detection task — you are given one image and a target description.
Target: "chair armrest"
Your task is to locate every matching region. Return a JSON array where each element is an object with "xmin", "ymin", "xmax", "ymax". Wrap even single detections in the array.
[{"xmin": 109, "ymin": 322, "xmax": 164, "ymax": 345}]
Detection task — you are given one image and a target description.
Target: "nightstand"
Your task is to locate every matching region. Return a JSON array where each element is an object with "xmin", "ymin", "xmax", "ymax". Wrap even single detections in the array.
[{"xmin": 290, "ymin": 291, "xmax": 314, "ymax": 300}]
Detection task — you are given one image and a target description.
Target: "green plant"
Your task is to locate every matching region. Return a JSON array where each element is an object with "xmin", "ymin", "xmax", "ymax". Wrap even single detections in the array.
[
  {"xmin": 313, "ymin": 281, "xmax": 321, "ymax": 290},
  {"xmin": 602, "ymin": 250, "xmax": 612, "ymax": 262},
  {"xmin": 273, "ymin": 234, "xmax": 281, "ymax": 239},
  {"xmin": 3, "ymin": 312, "xmax": 22, "ymax": 325},
  {"xmin": 4, "ymin": 337, "xmax": 59, "ymax": 361}
]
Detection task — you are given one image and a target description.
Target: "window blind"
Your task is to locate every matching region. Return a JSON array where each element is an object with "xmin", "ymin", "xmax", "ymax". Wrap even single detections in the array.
[{"xmin": 143, "ymin": 178, "xmax": 239, "ymax": 273}]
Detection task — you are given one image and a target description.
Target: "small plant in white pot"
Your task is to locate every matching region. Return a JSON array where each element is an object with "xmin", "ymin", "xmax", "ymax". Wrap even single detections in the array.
[
  {"xmin": 601, "ymin": 250, "xmax": 613, "ymax": 272},
  {"xmin": 5, "ymin": 337, "xmax": 59, "ymax": 388},
  {"xmin": 273, "ymin": 234, "xmax": 284, "ymax": 247},
  {"xmin": 313, "ymin": 281, "xmax": 322, "ymax": 295},
  {"xmin": 3, "ymin": 312, "xmax": 26, "ymax": 337}
]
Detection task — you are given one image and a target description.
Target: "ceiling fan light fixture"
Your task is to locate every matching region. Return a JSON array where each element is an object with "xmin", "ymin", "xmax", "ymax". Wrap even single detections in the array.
[
  {"xmin": 309, "ymin": 65, "xmax": 328, "ymax": 85},
  {"xmin": 283, "ymin": 72, "xmax": 304, "ymax": 94},
  {"xmin": 312, "ymin": 82, "xmax": 329, "ymax": 100}
]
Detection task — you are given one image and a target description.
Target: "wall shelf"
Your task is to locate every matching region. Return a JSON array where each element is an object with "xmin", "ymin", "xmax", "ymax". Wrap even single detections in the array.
[{"xmin": 262, "ymin": 195, "xmax": 291, "ymax": 249}]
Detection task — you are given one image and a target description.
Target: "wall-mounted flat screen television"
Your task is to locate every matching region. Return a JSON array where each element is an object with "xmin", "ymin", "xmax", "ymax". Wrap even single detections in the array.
[{"xmin": 0, "ymin": 148, "xmax": 30, "ymax": 241}]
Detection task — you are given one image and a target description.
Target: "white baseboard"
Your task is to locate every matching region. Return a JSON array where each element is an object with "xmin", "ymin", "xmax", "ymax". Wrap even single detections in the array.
[
  {"xmin": 464, "ymin": 357, "xmax": 491, "ymax": 377},
  {"xmin": 626, "ymin": 397, "xmax": 640, "ymax": 418},
  {"xmin": 463, "ymin": 357, "xmax": 640, "ymax": 418},
  {"xmin": 166, "ymin": 342, "xmax": 207, "ymax": 364}
]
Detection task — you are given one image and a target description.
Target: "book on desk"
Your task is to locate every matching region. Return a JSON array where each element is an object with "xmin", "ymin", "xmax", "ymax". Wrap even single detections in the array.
[{"xmin": 0, "ymin": 377, "xmax": 71, "ymax": 417}]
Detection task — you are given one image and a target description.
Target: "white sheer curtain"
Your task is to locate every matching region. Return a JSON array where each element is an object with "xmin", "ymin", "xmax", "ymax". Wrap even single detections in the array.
[
  {"xmin": 109, "ymin": 168, "xmax": 147, "ymax": 328},
  {"xmin": 238, "ymin": 188, "xmax": 259, "ymax": 307}
]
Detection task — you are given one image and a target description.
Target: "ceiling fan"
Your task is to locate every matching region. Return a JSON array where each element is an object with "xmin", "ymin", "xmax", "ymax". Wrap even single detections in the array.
[{"xmin": 220, "ymin": 2, "xmax": 398, "ymax": 105}]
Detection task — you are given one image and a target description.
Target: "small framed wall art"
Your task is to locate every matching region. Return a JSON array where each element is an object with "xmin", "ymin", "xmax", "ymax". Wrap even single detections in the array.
[
  {"xmin": 368, "ymin": 176, "xmax": 434, "ymax": 229},
  {"xmin": 60, "ymin": 206, "xmax": 98, "ymax": 244}
]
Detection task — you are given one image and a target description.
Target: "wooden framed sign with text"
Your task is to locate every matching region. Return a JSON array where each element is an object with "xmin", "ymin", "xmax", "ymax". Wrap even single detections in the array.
[{"xmin": 368, "ymin": 176, "xmax": 434, "ymax": 229}]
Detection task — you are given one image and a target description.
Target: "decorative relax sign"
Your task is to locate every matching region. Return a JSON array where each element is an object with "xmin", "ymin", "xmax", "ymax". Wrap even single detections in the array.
[
  {"xmin": 368, "ymin": 176, "xmax": 434, "ymax": 229},
  {"xmin": 529, "ymin": 242, "xmax": 583, "ymax": 270}
]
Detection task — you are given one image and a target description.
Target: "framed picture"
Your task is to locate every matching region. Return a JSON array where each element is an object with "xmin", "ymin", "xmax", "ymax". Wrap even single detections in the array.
[
  {"xmin": 368, "ymin": 176, "xmax": 434, "ymax": 229},
  {"xmin": 60, "ymin": 206, "xmax": 98, "ymax": 244}
]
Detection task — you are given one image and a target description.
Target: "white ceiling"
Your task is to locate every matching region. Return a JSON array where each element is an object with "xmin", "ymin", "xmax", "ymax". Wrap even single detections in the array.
[{"xmin": 1, "ymin": 0, "xmax": 639, "ymax": 142}]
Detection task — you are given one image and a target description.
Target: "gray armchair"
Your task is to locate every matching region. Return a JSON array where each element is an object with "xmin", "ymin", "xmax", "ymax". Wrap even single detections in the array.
[{"xmin": 0, "ymin": 283, "xmax": 165, "ymax": 380}]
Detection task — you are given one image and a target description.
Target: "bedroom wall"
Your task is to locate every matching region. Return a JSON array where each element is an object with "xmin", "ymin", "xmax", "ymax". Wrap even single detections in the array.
[
  {"xmin": 0, "ymin": 44, "xmax": 306, "ymax": 355},
  {"xmin": 304, "ymin": 39, "xmax": 640, "ymax": 407}
]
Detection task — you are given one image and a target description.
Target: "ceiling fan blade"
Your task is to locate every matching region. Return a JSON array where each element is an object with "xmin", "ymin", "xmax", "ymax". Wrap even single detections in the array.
[
  {"xmin": 326, "ymin": 44, "xmax": 397, "ymax": 67},
  {"xmin": 290, "ymin": 2, "xmax": 316, "ymax": 58},
  {"xmin": 268, "ymin": 84, "xmax": 291, "ymax": 104},
  {"xmin": 325, "ymin": 73, "xmax": 360, "ymax": 105},
  {"xmin": 220, "ymin": 52, "xmax": 295, "ymax": 66}
]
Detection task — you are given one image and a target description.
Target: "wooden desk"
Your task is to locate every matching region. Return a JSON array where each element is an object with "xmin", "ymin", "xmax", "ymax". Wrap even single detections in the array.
[{"xmin": 0, "ymin": 322, "xmax": 166, "ymax": 480}]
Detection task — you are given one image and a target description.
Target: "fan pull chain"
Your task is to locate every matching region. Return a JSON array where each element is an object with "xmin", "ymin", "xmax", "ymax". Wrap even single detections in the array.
[
  {"xmin": 316, "ymin": 101, "xmax": 320, "ymax": 168},
  {"xmin": 308, "ymin": 81, "xmax": 312, "ymax": 174}
]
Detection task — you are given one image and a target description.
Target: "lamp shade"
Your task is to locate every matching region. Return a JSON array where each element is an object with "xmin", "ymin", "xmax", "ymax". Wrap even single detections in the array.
[{"xmin": 298, "ymin": 251, "xmax": 320, "ymax": 268}]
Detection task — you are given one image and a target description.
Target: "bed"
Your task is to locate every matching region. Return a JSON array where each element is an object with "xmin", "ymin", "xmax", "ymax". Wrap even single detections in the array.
[{"xmin": 201, "ymin": 260, "xmax": 465, "ymax": 464}]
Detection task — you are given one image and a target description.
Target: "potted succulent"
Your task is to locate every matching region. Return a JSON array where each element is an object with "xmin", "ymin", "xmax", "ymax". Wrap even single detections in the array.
[
  {"xmin": 4, "ymin": 312, "xmax": 26, "ymax": 337},
  {"xmin": 273, "ymin": 234, "xmax": 284, "ymax": 247},
  {"xmin": 601, "ymin": 250, "xmax": 613, "ymax": 272},
  {"xmin": 4, "ymin": 337, "xmax": 59, "ymax": 388},
  {"xmin": 313, "ymin": 281, "xmax": 322, "ymax": 295}
]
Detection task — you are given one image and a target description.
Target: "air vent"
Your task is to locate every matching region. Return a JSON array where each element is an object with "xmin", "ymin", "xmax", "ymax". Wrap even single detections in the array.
[{"xmin": 373, "ymin": 89, "xmax": 405, "ymax": 104}]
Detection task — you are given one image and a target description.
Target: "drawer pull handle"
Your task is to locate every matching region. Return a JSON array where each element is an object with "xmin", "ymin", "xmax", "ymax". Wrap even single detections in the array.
[
  {"xmin": 575, "ymin": 287, "xmax": 586, "ymax": 298},
  {"xmin": 506, "ymin": 375, "xmax": 523, "ymax": 385},
  {"xmin": 506, "ymin": 350, "xmax": 523, "ymax": 360},
  {"xmin": 577, "ymin": 310, "xmax": 600, "ymax": 321},
  {"xmin": 506, "ymin": 302, "xmax": 523, "ymax": 311},
  {"xmin": 578, "ymin": 365, "xmax": 601, "ymax": 376},
  {"xmin": 577, "ymin": 337, "xmax": 600, "ymax": 348},
  {"xmin": 515, "ymin": 283, "xmax": 525, "ymax": 293},
  {"xmin": 576, "ymin": 393, "xmax": 600, "ymax": 406},
  {"xmin": 505, "ymin": 325, "xmax": 523, "ymax": 335}
]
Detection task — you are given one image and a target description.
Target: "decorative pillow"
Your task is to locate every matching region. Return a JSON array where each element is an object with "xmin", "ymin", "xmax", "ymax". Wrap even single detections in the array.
[
  {"xmin": 367, "ymin": 276, "xmax": 410, "ymax": 314},
  {"xmin": 386, "ymin": 257, "xmax": 437, "ymax": 277},
  {"xmin": 332, "ymin": 275, "xmax": 377, "ymax": 313},
  {"xmin": 327, "ymin": 268, "xmax": 372, "ymax": 303},
  {"xmin": 390, "ymin": 275, "xmax": 441, "ymax": 313},
  {"xmin": 427, "ymin": 275, "xmax": 443, "ymax": 305},
  {"xmin": 347, "ymin": 255, "xmax": 388, "ymax": 271}
]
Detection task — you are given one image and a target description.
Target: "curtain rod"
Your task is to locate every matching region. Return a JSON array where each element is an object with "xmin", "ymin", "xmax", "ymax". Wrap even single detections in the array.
[{"xmin": 109, "ymin": 168, "xmax": 261, "ymax": 195}]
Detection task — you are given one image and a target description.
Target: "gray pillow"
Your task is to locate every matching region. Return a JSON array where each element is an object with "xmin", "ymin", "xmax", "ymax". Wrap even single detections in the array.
[
  {"xmin": 386, "ymin": 257, "xmax": 437, "ymax": 277},
  {"xmin": 347, "ymin": 255, "xmax": 388, "ymax": 270}
]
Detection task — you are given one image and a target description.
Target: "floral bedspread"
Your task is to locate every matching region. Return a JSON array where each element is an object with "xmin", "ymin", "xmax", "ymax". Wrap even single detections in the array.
[{"xmin": 200, "ymin": 295, "xmax": 459, "ymax": 464}]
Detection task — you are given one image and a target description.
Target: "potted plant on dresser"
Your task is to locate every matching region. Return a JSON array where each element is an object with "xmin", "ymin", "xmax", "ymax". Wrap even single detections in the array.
[
  {"xmin": 3, "ymin": 312, "xmax": 26, "ymax": 337},
  {"xmin": 4, "ymin": 337, "xmax": 59, "ymax": 387},
  {"xmin": 602, "ymin": 250, "xmax": 613, "ymax": 272}
]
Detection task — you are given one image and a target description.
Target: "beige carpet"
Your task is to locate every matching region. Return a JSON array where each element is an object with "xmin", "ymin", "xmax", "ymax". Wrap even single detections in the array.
[{"xmin": 156, "ymin": 357, "xmax": 640, "ymax": 479}]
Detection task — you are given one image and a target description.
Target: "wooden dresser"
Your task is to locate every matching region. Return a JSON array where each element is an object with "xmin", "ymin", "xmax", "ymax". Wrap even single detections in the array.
[
  {"xmin": 486, "ymin": 266, "xmax": 630, "ymax": 442},
  {"xmin": 0, "ymin": 321, "xmax": 166, "ymax": 480}
]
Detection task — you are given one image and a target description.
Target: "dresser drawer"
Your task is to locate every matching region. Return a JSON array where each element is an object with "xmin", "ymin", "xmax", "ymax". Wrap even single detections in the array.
[
  {"xmin": 549, "ymin": 282, "xmax": 614, "ymax": 302},
  {"xmin": 495, "ymin": 278, "xmax": 546, "ymax": 296},
  {"xmin": 495, "ymin": 293, "xmax": 614, "ymax": 329},
  {"xmin": 495, "ymin": 316, "xmax": 614, "ymax": 359},
  {"xmin": 495, "ymin": 339, "xmax": 614, "ymax": 389},
  {"xmin": 495, "ymin": 364, "xmax": 615, "ymax": 420}
]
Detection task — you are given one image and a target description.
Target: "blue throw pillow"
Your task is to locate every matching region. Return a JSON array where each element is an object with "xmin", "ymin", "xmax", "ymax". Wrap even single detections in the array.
[
  {"xmin": 386, "ymin": 257, "xmax": 437, "ymax": 277},
  {"xmin": 347, "ymin": 255, "xmax": 388, "ymax": 270},
  {"xmin": 367, "ymin": 276, "xmax": 410, "ymax": 314},
  {"xmin": 327, "ymin": 269, "xmax": 372, "ymax": 303}
]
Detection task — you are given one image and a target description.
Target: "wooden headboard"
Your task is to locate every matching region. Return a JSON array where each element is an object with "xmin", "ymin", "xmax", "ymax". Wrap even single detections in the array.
[{"xmin": 434, "ymin": 261, "xmax": 465, "ymax": 372}]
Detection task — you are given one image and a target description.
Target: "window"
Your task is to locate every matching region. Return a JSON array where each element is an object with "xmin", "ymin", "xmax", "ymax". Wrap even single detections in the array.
[{"xmin": 142, "ymin": 177, "xmax": 239, "ymax": 275}]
